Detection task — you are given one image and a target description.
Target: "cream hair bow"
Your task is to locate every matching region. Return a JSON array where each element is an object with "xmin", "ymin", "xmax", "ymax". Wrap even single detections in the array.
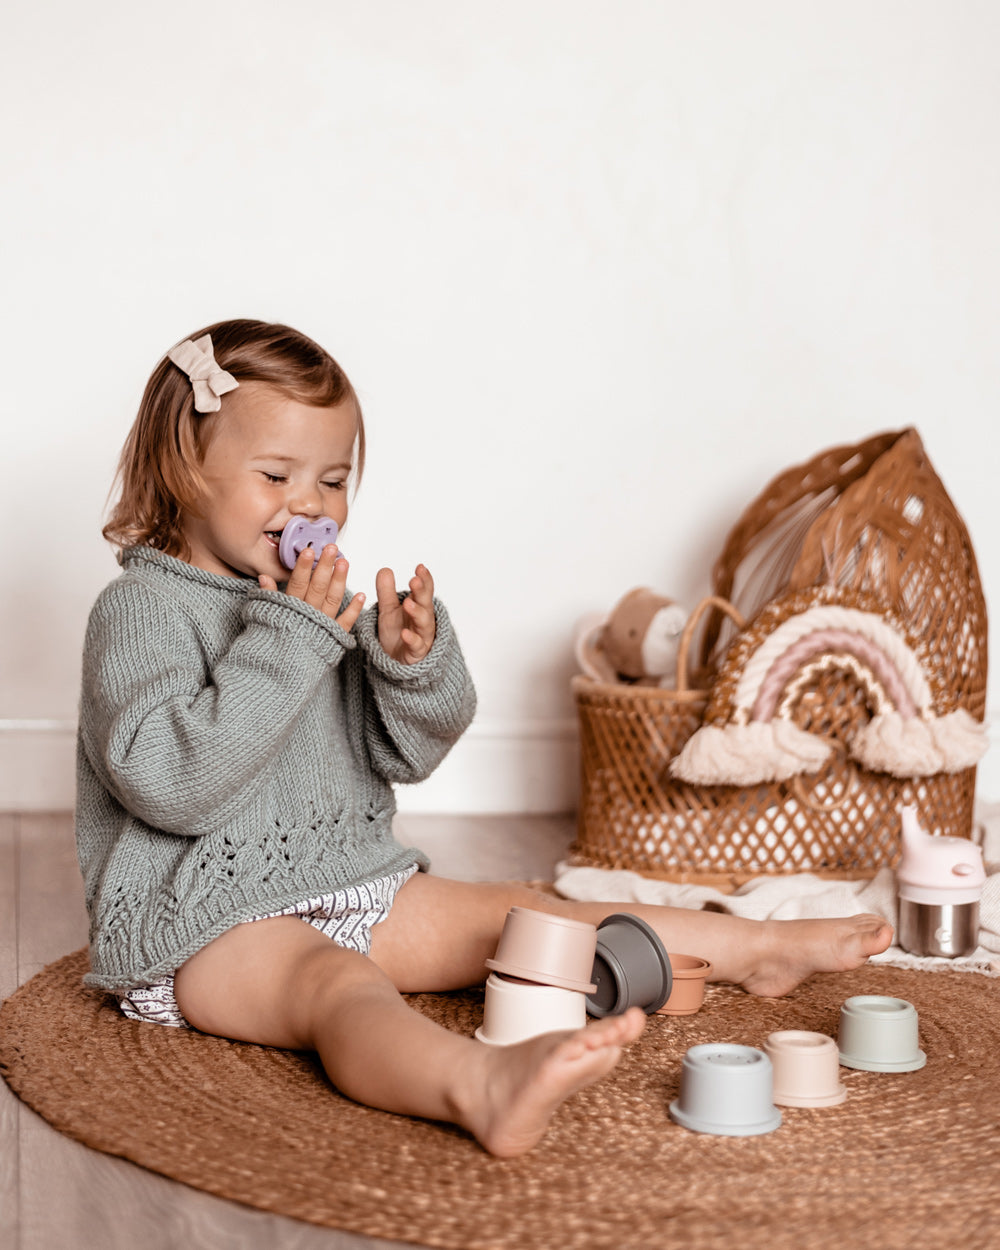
[{"xmin": 167, "ymin": 334, "xmax": 239, "ymax": 412}]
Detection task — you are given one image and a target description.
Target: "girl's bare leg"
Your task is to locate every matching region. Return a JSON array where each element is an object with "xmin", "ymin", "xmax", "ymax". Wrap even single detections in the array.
[
  {"xmin": 368, "ymin": 875, "xmax": 893, "ymax": 998},
  {"xmin": 173, "ymin": 915, "xmax": 646, "ymax": 1158}
]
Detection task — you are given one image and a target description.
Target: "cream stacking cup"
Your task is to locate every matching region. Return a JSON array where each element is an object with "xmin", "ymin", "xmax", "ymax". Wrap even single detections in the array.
[{"xmin": 475, "ymin": 973, "xmax": 588, "ymax": 1046}]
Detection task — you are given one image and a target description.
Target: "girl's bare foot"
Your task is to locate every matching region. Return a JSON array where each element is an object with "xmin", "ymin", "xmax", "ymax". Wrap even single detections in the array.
[
  {"xmin": 467, "ymin": 1009, "xmax": 646, "ymax": 1158},
  {"xmin": 739, "ymin": 913, "xmax": 893, "ymax": 997}
]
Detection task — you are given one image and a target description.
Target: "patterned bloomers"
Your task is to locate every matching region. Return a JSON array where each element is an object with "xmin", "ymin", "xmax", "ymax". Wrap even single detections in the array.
[{"xmin": 118, "ymin": 865, "xmax": 418, "ymax": 1028}]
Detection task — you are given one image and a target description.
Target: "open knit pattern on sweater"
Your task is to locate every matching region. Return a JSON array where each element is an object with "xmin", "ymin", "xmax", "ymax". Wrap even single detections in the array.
[{"xmin": 75, "ymin": 547, "xmax": 476, "ymax": 993}]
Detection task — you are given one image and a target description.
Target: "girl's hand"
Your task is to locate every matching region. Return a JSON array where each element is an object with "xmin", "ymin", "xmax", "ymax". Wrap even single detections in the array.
[
  {"xmin": 259, "ymin": 544, "xmax": 365, "ymax": 633},
  {"xmin": 375, "ymin": 564, "xmax": 436, "ymax": 664}
]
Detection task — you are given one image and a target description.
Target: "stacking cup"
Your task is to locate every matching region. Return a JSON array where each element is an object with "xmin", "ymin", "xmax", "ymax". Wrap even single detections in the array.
[
  {"xmin": 586, "ymin": 914, "xmax": 672, "ymax": 1017},
  {"xmin": 763, "ymin": 1031, "xmax": 847, "ymax": 1107},
  {"xmin": 475, "ymin": 973, "xmax": 588, "ymax": 1045},
  {"xmin": 837, "ymin": 996, "xmax": 926, "ymax": 1072},
  {"xmin": 669, "ymin": 1044, "xmax": 782, "ymax": 1137},
  {"xmin": 656, "ymin": 954, "xmax": 712, "ymax": 1016},
  {"xmin": 485, "ymin": 907, "xmax": 598, "ymax": 993}
]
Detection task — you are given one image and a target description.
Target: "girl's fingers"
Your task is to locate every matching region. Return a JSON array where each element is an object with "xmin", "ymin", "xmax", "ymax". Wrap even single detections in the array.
[
  {"xmin": 375, "ymin": 567, "xmax": 400, "ymax": 613},
  {"xmin": 300, "ymin": 545, "xmax": 339, "ymax": 609},
  {"xmin": 322, "ymin": 556, "xmax": 350, "ymax": 616},
  {"xmin": 375, "ymin": 567, "xmax": 403, "ymax": 653},
  {"xmin": 410, "ymin": 563, "xmax": 434, "ymax": 605},
  {"xmin": 282, "ymin": 545, "xmax": 356, "ymax": 625},
  {"xmin": 336, "ymin": 592, "xmax": 366, "ymax": 632},
  {"xmin": 374, "ymin": 564, "xmax": 436, "ymax": 662},
  {"xmin": 284, "ymin": 545, "xmax": 322, "ymax": 599},
  {"xmin": 402, "ymin": 593, "xmax": 432, "ymax": 633},
  {"xmin": 400, "ymin": 628, "xmax": 429, "ymax": 661},
  {"xmin": 402, "ymin": 596, "xmax": 436, "ymax": 658}
]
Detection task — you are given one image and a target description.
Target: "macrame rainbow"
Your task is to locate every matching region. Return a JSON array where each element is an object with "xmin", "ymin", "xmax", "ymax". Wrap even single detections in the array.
[{"xmin": 671, "ymin": 606, "xmax": 988, "ymax": 786}]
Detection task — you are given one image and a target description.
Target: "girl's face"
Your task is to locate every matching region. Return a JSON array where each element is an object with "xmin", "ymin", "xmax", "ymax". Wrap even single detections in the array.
[{"xmin": 182, "ymin": 382, "xmax": 359, "ymax": 581}]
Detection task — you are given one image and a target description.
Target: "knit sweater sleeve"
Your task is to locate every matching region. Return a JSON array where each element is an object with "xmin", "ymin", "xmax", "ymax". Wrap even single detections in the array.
[
  {"xmin": 79, "ymin": 577, "xmax": 355, "ymax": 835},
  {"xmin": 349, "ymin": 596, "xmax": 476, "ymax": 784}
]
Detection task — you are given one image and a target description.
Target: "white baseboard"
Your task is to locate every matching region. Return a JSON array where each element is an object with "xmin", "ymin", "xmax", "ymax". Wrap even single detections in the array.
[
  {"xmin": 0, "ymin": 717, "xmax": 581, "ymax": 815},
  {"xmin": 0, "ymin": 720, "xmax": 78, "ymax": 812},
  {"xmin": 395, "ymin": 717, "xmax": 580, "ymax": 814},
  {"xmin": 3, "ymin": 712, "xmax": 994, "ymax": 816}
]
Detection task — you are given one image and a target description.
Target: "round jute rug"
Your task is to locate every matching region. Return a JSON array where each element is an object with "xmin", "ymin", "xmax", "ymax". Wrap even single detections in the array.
[{"xmin": 1, "ymin": 950, "xmax": 998, "ymax": 1250}]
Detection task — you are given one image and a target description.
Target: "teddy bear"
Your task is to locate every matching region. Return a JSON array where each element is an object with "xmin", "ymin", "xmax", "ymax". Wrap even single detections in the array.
[{"xmin": 575, "ymin": 588, "xmax": 688, "ymax": 687}]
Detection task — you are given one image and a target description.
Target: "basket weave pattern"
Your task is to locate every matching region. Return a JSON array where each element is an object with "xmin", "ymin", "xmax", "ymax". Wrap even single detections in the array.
[{"xmin": 571, "ymin": 429, "xmax": 987, "ymax": 888}]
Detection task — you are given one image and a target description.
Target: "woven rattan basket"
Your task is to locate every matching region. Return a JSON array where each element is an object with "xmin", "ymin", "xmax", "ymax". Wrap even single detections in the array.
[{"xmin": 570, "ymin": 429, "xmax": 988, "ymax": 888}]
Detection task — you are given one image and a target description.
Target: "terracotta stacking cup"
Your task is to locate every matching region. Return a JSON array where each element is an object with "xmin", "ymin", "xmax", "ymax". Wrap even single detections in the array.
[
  {"xmin": 475, "ymin": 973, "xmax": 588, "ymax": 1046},
  {"xmin": 837, "ymin": 996, "xmax": 926, "ymax": 1073},
  {"xmin": 656, "ymin": 954, "xmax": 712, "ymax": 1016},
  {"xmin": 586, "ymin": 914, "xmax": 673, "ymax": 1017},
  {"xmin": 485, "ymin": 907, "xmax": 598, "ymax": 993},
  {"xmin": 669, "ymin": 1044, "xmax": 782, "ymax": 1137},
  {"xmin": 763, "ymin": 1031, "xmax": 847, "ymax": 1107}
]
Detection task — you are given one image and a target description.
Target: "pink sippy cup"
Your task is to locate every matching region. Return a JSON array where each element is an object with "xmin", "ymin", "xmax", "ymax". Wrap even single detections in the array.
[{"xmin": 896, "ymin": 804, "xmax": 985, "ymax": 958}]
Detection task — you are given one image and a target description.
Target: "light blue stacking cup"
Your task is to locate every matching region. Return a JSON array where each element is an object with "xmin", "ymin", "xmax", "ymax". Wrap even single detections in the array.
[{"xmin": 669, "ymin": 1044, "xmax": 782, "ymax": 1137}]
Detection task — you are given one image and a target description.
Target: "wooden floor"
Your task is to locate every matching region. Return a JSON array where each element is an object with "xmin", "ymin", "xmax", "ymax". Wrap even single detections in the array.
[{"xmin": 1, "ymin": 810, "xmax": 576, "ymax": 1250}]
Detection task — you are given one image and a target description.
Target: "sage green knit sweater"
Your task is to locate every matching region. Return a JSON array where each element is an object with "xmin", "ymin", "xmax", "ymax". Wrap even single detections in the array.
[{"xmin": 75, "ymin": 547, "xmax": 476, "ymax": 992}]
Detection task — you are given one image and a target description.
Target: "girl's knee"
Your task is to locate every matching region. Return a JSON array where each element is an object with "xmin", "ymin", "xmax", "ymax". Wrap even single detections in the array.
[
  {"xmin": 292, "ymin": 940, "xmax": 395, "ymax": 1010},
  {"xmin": 174, "ymin": 917, "xmax": 390, "ymax": 1047}
]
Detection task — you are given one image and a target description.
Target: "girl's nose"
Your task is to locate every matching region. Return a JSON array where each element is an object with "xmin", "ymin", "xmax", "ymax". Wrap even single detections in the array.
[{"xmin": 289, "ymin": 485, "xmax": 323, "ymax": 517}]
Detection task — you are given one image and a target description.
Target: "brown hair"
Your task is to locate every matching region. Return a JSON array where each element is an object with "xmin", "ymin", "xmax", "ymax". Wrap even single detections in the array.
[{"xmin": 102, "ymin": 319, "xmax": 365, "ymax": 556}]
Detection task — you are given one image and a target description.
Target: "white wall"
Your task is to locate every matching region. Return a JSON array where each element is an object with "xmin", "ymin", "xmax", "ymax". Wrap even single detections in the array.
[{"xmin": 2, "ymin": 0, "xmax": 998, "ymax": 811}]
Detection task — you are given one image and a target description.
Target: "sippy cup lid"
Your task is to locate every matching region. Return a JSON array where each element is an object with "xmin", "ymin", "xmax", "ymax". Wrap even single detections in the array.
[
  {"xmin": 896, "ymin": 805, "xmax": 985, "ymax": 904},
  {"xmin": 278, "ymin": 516, "xmax": 343, "ymax": 570}
]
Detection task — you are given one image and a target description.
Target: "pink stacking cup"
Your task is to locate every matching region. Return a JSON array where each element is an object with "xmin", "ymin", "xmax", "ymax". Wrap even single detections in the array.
[
  {"xmin": 763, "ymin": 1031, "xmax": 847, "ymax": 1107},
  {"xmin": 485, "ymin": 907, "xmax": 598, "ymax": 993}
]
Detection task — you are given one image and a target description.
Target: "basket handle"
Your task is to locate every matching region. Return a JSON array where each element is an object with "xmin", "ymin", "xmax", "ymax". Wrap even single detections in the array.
[
  {"xmin": 702, "ymin": 429, "xmax": 907, "ymax": 662},
  {"xmin": 676, "ymin": 595, "xmax": 746, "ymax": 693}
]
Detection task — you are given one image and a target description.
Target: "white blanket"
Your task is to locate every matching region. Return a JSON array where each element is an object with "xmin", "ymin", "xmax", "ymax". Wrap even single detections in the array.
[{"xmin": 554, "ymin": 801, "xmax": 1000, "ymax": 977}]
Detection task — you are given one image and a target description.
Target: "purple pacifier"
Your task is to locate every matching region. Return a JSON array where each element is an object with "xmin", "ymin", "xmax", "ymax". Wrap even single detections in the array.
[{"xmin": 278, "ymin": 516, "xmax": 344, "ymax": 570}]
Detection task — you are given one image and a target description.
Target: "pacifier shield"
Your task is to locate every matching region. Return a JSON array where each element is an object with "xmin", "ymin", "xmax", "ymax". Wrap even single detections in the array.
[{"xmin": 278, "ymin": 516, "xmax": 343, "ymax": 570}]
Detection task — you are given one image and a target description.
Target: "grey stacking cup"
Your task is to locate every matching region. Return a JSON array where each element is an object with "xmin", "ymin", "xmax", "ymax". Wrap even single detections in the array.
[{"xmin": 586, "ymin": 913, "xmax": 673, "ymax": 1017}]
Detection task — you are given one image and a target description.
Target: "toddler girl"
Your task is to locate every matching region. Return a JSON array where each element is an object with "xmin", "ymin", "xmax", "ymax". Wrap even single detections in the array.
[{"xmin": 77, "ymin": 318, "xmax": 892, "ymax": 1157}]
